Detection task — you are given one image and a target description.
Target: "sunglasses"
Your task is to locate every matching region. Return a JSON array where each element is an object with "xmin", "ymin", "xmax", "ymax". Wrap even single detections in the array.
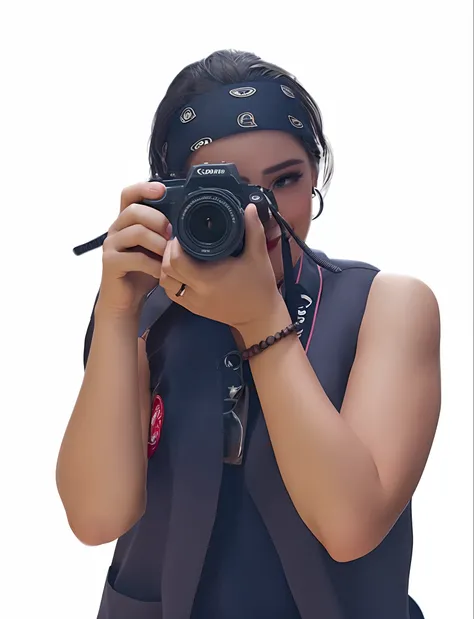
[{"xmin": 222, "ymin": 351, "xmax": 250, "ymax": 465}]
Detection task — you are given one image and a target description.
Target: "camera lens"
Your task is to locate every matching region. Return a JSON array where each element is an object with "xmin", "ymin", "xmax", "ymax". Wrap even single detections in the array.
[
  {"xmin": 177, "ymin": 190, "xmax": 245, "ymax": 261},
  {"xmin": 187, "ymin": 203, "xmax": 228, "ymax": 244}
]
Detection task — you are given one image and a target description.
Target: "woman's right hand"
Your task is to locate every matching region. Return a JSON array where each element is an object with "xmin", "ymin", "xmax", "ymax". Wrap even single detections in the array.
[{"xmin": 97, "ymin": 181, "xmax": 171, "ymax": 316}]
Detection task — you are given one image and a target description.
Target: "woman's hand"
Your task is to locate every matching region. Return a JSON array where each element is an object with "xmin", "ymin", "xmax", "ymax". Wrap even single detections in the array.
[
  {"xmin": 159, "ymin": 204, "xmax": 285, "ymax": 330},
  {"xmin": 98, "ymin": 182, "xmax": 171, "ymax": 316}
]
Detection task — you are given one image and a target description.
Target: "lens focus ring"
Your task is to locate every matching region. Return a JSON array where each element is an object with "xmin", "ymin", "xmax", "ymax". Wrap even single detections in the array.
[{"xmin": 176, "ymin": 189, "xmax": 245, "ymax": 261}]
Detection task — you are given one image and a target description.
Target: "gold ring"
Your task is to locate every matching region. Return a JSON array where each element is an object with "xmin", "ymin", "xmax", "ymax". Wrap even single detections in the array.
[{"xmin": 176, "ymin": 283, "xmax": 187, "ymax": 298}]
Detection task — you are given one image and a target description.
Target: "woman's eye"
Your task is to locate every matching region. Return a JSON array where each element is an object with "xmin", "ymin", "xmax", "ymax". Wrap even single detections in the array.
[{"xmin": 272, "ymin": 172, "xmax": 303, "ymax": 190}]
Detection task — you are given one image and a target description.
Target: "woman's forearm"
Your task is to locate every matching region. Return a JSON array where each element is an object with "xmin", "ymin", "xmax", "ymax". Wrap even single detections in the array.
[{"xmin": 239, "ymin": 304, "xmax": 385, "ymax": 562}]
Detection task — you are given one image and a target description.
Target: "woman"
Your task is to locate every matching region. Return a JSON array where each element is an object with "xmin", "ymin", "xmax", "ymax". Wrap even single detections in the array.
[{"xmin": 56, "ymin": 50, "xmax": 440, "ymax": 619}]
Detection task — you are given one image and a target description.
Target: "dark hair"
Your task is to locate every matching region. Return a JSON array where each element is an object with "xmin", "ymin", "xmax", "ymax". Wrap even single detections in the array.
[{"xmin": 148, "ymin": 49, "xmax": 334, "ymax": 194}]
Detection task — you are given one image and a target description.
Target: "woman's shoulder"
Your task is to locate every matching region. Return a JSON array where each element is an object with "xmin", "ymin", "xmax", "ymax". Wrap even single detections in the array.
[
  {"xmin": 312, "ymin": 249, "xmax": 437, "ymax": 304},
  {"xmin": 365, "ymin": 271, "xmax": 440, "ymax": 331},
  {"xmin": 309, "ymin": 250, "xmax": 439, "ymax": 335},
  {"xmin": 345, "ymin": 269, "xmax": 441, "ymax": 372}
]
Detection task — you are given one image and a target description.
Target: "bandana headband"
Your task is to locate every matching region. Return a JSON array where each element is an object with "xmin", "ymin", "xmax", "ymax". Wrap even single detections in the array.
[{"xmin": 163, "ymin": 81, "xmax": 321, "ymax": 176}]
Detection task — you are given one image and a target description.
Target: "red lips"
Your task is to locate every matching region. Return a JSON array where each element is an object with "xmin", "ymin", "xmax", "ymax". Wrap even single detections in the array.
[{"xmin": 266, "ymin": 235, "xmax": 281, "ymax": 252}]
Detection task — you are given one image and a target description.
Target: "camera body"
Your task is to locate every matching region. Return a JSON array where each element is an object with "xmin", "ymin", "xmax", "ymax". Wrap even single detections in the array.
[{"xmin": 140, "ymin": 163, "xmax": 276, "ymax": 261}]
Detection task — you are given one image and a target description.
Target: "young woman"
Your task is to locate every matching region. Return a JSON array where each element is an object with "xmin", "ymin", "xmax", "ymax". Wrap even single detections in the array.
[{"xmin": 56, "ymin": 50, "xmax": 440, "ymax": 619}]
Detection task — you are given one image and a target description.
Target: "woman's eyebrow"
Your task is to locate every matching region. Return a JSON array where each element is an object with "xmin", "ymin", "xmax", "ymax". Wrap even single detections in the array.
[
  {"xmin": 261, "ymin": 158, "xmax": 304, "ymax": 175},
  {"xmin": 207, "ymin": 158, "xmax": 304, "ymax": 184},
  {"xmin": 239, "ymin": 158, "xmax": 304, "ymax": 183}
]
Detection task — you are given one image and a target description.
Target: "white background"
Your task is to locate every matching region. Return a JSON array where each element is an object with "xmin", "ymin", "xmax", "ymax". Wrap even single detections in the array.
[{"xmin": 0, "ymin": 1, "xmax": 472, "ymax": 617}]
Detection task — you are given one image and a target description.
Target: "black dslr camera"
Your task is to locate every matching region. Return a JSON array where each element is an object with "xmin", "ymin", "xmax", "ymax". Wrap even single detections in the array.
[{"xmin": 140, "ymin": 163, "xmax": 276, "ymax": 261}]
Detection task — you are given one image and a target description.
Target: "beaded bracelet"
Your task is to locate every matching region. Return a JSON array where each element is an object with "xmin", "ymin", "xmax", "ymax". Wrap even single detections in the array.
[{"xmin": 242, "ymin": 320, "xmax": 300, "ymax": 361}]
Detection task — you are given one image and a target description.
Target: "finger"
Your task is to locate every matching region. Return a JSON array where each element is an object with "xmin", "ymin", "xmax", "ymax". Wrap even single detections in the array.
[
  {"xmin": 120, "ymin": 182, "xmax": 166, "ymax": 213},
  {"xmin": 159, "ymin": 270, "xmax": 194, "ymax": 305},
  {"xmin": 159, "ymin": 272, "xmax": 183, "ymax": 296},
  {"xmin": 112, "ymin": 203, "xmax": 171, "ymax": 239},
  {"xmin": 170, "ymin": 236, "xmax": 219, "ymax": 284},
  {"xmin": 105, "ymin": 224, "xmax": 167, "ymax": 257},
  {"xmin": 244, "ymin": 203, "xmax": 267, "ymax": 258},
  {"xmin": 102, "ymin": 248, "xmax": 162, "ymax": 280},
  {"xmin": 161, "ymin": 238, "xmax": 191, "ymax": 282}
]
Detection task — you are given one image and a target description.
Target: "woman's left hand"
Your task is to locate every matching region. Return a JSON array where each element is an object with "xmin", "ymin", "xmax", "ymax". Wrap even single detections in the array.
[{"xmin": 159, "ymin": 204, "xmax": 285, "ymax": 330}]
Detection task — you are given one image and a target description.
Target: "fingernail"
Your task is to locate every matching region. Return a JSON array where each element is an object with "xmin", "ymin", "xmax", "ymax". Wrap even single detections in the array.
[{"xmin": 166, "ymin": 223, "xmax": 173, "ymax": 239}]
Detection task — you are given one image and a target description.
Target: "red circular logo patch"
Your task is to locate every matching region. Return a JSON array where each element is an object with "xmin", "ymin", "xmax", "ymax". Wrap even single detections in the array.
[{"xmin": 148, "ymin": 394, "xmax": 164, "ymax": 459}]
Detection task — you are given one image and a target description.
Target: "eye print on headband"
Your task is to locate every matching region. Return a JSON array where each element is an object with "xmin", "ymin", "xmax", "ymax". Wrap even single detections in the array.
[
  {"xmin": 229, "ymin": 86, "xmax": 257, "ymax": 98},
  {"xmin": 180, "ymin": 107, "xmax": 197, "ymax": 123},
  {"xmin": 190, "ymin": 137, "xmax": 213, "ymax": 152},
  {"xmin": 237, "ymin": 112, "xmax": 258, "ymax": 128},
  {"xmin": 281, "ymin": 85, "xmax": 295, "ymax": 98},
  {"xmin": 288, "ymin": 115, "xmax": 304, "ymax": 129}
]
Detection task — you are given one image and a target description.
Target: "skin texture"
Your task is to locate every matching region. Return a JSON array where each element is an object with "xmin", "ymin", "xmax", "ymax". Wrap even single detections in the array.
[{"xmin": 160, "ymin": 130, "xmax": 442, "ymax": 562}]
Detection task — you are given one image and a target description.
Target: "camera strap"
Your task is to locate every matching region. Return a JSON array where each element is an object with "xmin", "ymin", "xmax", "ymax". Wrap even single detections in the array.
[{"xmin": 266, "ymin": 203, "xmax": 341, "ymax": 323}]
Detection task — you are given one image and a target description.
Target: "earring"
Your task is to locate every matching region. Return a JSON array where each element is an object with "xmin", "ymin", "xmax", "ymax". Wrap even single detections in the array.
[{"xmin": 312, "ymin": 188, "xmax": 324, "ymax": 220}]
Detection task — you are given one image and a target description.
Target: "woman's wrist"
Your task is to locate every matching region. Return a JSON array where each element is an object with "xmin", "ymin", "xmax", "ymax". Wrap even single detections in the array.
[
  {"xmin": 94, "ymin": 298, "xmax": 141, "ymax": 330},
  {"xmin": 237, "ymin": 299, "xmax": 293, "ymax": 349}
]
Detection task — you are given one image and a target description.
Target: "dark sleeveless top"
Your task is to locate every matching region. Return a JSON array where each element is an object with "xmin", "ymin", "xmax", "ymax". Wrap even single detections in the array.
[
  {"xmin": 83, "ymin": 250, "xmax": 425, "ymax": 619},
  {"xmin": 191, "ymin": 362, "xmax": 301, "ymax": 618}
]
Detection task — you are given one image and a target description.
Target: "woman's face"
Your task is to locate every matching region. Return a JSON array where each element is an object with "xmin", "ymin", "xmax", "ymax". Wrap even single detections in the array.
[{"xmin": 187, "ymin": 130, "xmax": 316, "ymax": 283}]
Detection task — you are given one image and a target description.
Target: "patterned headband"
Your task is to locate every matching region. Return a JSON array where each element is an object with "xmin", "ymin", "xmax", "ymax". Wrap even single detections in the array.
[{"xmin": 162, "ymin": 81, "xmax": 320, "ymax": 176}]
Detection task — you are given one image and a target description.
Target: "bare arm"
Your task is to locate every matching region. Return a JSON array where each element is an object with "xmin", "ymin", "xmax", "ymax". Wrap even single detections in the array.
[
  {"xmin": 57, "ymin": 181, "xmax": 169, "ymax": 546},
  {"xmin": 238, "ymin": 272, "xmax": 441, "ymax": 562},
  {"xmin": 56, "ymin": 304, "xmax": 152, "ymax": 546}
]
